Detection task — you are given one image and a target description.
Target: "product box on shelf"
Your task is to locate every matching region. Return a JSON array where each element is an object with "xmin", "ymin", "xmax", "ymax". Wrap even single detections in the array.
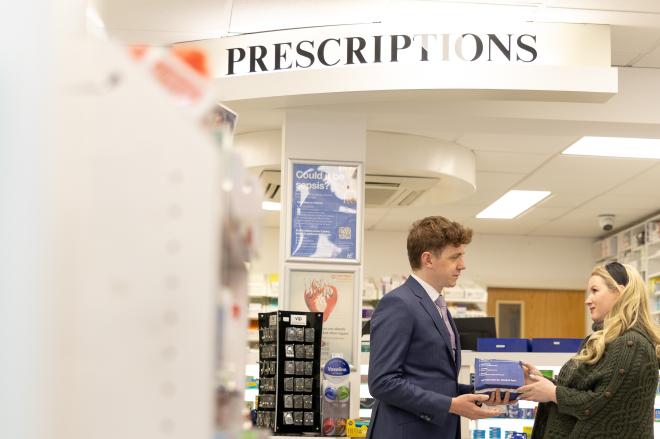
[
  {"xmin": 465, "ymin": 288, "xmax": 487, "ymax": 301},
  {"xmin": 648, "ymin": 220, "xmax": 660, "ymax": 243},
  {"xmin": 530, "ymin": 338, "xmax": 582, "ymax": 353},
  {"xmin": 477, "ymin": 338, "xmax": 530, "ymax": 352},
  {"xmin": 444, "ymin": 286, "xmax": 465, "ymax": 301},
  {"xmin": 346, "ymin": 418, "xmax": 369, "ymax": 437}
]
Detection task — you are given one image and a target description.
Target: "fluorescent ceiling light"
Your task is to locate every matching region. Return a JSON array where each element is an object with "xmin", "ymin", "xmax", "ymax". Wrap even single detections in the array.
[
  {"xmin": 562, "ymin": 137, "xmax": 660, "ymax": 159},
  {"xmin": 476, "ymin": 190, "xmax": 551, "ymax": 219},
  {"xmin": 262, "ymin": 201, "xmax": 281, "ymax": 211}
]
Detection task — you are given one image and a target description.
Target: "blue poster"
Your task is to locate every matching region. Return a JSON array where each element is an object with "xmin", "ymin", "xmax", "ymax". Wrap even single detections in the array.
[{"xmin": 290, "ymin": 163, "xmax": 359, "ymax": 260}]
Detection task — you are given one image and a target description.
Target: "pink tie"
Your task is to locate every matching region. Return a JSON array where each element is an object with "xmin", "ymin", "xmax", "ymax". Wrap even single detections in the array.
[{"xmin": 434, "ymin": 295, "xmax": 457, "ymax": 356}]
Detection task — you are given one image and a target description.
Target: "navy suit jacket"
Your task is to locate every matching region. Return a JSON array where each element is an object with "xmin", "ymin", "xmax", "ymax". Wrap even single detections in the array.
[{"xmin": 367, "ymin": 276, "xmax": 473, "ymax": 439}]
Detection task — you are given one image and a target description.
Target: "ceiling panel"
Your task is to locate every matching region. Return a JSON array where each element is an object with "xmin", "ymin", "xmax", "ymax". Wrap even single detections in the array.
[
  {"xmin": 517, "ymin": 206, "xmax": 573, "ymax": 220},
  {"xmin": 475, "ymin": 150, "xmax": 550, "ymax": 173},
  {"xmin": 635, "ymin": 44, "xmax": 660, "ymax": 68},
  {"xmin": 537, "ymin": 192, "xmax": 601, "ymax": 209},
  {"xmin": 459, "ymin": 171, "xmax": 524, "ymax": 207},
  {"xmin": 371, "ymin": 204, "xmax": 479, "ymax": 231},
  {"xmin": 608, "ymin": 162, "xmax": 660, "ymax": 196},
  {"xmin": 528, "ymin": 210, "xmax": 647, "ymax": 238},
  {"xmin": 457, "ymin": 133, "xmax": 577, "ymax": 154},
  {"xmin": 528, "ymin": 221, "xmax": 605, "ymax": 238},
  {"xmin": 612, "ymin": 51, "xmax": 639, "ymax": 66},
  {"xmin": 611, "ymin": 25, "xmax": 660, "ymax": 54},
  {"xmin": 517, "ymin": 155, "xmax": 656, "ymax": 196},
  {"xmin": 579, "ymin": 193, "xmax": 660, "ymax": 212},
  {"xmin": 463, "ymin": 217, "xmax": 550, "ymax": 235}
]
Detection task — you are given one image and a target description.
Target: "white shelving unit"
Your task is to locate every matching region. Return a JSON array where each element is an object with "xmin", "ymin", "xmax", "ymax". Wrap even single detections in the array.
[
  {"xmin": 594, "ymin": 213, "xmax": 660, "ymax": 323},
  {"xmin": 459, "ymin": 351, "xmax": 572, "ymax": 437},
  {"xmin": 363, "ymin": 275, "xmax": 488, "ymax": 320},
  {"xmin": 246, "ymin": 273, "xmax": 280, "ymax": 346}
]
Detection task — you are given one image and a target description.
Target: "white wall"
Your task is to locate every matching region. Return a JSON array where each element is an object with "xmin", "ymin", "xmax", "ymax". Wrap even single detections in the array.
[{"xmin": 253, "ymin": 228, "xmax": 594, "ymax": 291}]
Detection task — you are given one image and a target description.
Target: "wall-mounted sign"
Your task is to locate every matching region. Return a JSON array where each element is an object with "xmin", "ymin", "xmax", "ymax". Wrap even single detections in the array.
[
  {"xmin": 285, "ymin": 265, "xmax": 360, "ymax": 365},
  {"xmin": 287, "ymin": 161, "xmax": 361, "ymax": 263},
  {"xmin": 183, "ymin": 22, "xmax": 616, "ymax": 102},
  {"xmin": 202, "ymin": 22, "xmax": 611, "ymax": 76},
  {"xmin": 225, "ymin": 31, "xmax": 539, "ymax": 75}
]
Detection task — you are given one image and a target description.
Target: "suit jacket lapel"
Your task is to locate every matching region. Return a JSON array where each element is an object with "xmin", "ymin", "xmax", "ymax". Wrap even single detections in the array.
[{"xmin": 406, "ymin": 277, "xmax": 456, "ymax": 366}]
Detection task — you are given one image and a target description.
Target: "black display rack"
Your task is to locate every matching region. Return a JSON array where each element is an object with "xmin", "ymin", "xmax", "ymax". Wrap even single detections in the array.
[{"xmin": 256, "ymin": 310, "xmax": 323, "ymax": 435}]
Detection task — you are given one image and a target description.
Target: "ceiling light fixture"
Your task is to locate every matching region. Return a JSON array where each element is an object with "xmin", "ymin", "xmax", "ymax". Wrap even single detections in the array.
[
  {"xmin": 476, "ymin": 190, "xmax": 551, "ymax": 219},
  {"xmin": 562, "ymin": 136, "xmax": 660, "ymax": 159},
  {"xmin": 262, "ymin": 201, "xmax": 281, "ymax": 211}
]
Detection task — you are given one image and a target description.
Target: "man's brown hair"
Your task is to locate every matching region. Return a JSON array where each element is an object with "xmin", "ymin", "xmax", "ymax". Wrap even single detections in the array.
[{"xmin": 406, "ymin": 216, "xmax": 473, "ymax": 269}]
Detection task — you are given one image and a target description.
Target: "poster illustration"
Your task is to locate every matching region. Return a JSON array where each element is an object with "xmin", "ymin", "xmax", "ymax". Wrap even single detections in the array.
[
  {"xmin": 289, "ymin": 269, "xmax": 356, "ymax": 364},
  {"xmin": 290, "ymin": 163, "xmax": 359, "ymax": 261}
]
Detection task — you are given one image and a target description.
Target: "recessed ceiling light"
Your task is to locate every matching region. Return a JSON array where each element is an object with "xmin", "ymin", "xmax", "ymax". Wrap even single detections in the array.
[
  {"xmin": 562, "ymin": 136, "xmax": 660, "ymax": 159},
  {"xmin": 476, "ymin": 190, "xmax": 551, "ymax": 219},
  {"xmin": 261, "ymin": 201, "xmax": 281, "ymax": 211}
]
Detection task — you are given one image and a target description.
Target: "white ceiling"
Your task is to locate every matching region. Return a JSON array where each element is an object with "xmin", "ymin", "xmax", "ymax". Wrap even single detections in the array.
[{"xmin": 94, "ymin": 0, "xmax": 660, "ymax": 238}]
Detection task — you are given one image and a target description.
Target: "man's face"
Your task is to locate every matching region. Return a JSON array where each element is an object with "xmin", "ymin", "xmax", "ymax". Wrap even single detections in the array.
[{"xmin": 421, "ymin": 244, "xmax": 467, "ymax": 290}]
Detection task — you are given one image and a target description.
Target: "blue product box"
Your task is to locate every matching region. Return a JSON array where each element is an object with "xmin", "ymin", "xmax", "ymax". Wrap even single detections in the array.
[
  {"xmin": 507, "ymin": 405, "xmax": 524, "ymax": 418},
  {"xmin": 530, "ymin": 338, "xmax": 582, "ymax": 353},
  {"xmin": 477, "ymin": 338, "xmax": 530, "ymax": 352},
  {"xmin": 474, "ymin": 358, "xmax": 525, "ymax": 401}
]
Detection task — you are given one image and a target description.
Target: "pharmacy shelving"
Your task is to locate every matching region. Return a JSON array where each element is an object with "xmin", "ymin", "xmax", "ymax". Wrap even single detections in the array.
[
  {"xmin": 249, "ymin": 344, "xmax": 660, "ymax": 438},
  {"xmin": 459, "ymin": 351, "xmax": 572, "ymax": 438},
  {"xmin": 594, "ymin": 212, "xmax": 660, "ymax": 323},
  {"xmin": 363, "ymin": 275, "xmax": 488, "ymax": 320},
  {"xmin": 356, "ymin": 351, "xmax": 572, "ymax": 438}
]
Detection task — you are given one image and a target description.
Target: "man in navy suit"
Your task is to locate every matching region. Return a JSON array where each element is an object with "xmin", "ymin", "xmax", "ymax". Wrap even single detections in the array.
[{"xmin": 367, "ymin": 216, "xmax": 500, "ymax": 439}]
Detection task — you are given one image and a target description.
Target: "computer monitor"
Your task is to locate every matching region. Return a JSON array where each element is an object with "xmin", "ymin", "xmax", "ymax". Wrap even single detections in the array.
[{"xmin": 454, "ymin": 317, "xmax": 496, "ymax": 351}]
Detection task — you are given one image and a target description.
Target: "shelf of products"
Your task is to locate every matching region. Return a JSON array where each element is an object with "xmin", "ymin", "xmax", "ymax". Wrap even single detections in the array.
[
  {"xmin": 594, "ymin": 213, "xmax": 660, "ymax": 323},
  {"xmin": 249, "ymin": 345, "xmax": 660, "ymax": 438},
  {"xmin": 362, "ymin": 275, "xmax": 488, "ymax": 319},
  {"xmin": 247, "ymin": 273, "xmax": 280, "ymax": 348}
]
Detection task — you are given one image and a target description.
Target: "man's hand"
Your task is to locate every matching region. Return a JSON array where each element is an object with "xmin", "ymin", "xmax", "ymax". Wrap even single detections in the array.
[
  {"xmin": 449, "ymin": 394, "xmax": 501, "ymax": 420},
  {"xmin": 484, "ymin": 389, "xmax": 513, "ymax": 406},
  {"xmin": 516, "ymin": 374, "xmax": 557, "ymax": 403}
]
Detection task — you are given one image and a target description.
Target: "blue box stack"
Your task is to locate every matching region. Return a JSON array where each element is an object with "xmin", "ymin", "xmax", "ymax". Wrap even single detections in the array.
[
  {"xmin": 477, "ymin": 338, "xmax": 530, "ymax": 352},
  {"xmin": 530, "ymin": 338, "xmax": 582, "ymax": 353}
]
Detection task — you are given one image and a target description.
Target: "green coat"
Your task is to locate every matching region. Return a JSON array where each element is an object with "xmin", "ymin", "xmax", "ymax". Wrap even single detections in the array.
[{"xmin": 532, "ymin": 324, "xmax": 658, "ymax": 438}]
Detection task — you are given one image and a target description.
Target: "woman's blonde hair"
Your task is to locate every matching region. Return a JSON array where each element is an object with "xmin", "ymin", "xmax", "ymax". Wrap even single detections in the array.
[{"xmin": 574, "ymin": 262, "xmax": 660, "ymax": 365}]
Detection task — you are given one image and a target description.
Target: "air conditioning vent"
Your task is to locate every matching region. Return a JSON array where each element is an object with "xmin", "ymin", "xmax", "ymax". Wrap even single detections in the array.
[
  {"xmin": 365, "ymin": 175, "xmax": 439, "ymax": 207},
  {"xmin": 397, "ymin": 190, "xmax": 426, "ymax": 206},
  {"xmin": 258, "ymin": 171, "xmax": 439, "ymax": 207},
  {"xmin": 260, "ymin": 170, "xmax": 281, "ymax": 200}
]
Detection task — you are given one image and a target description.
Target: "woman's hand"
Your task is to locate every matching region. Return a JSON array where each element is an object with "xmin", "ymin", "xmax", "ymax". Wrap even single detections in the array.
[
  {"xmin": 520, "ymin": 361, "xmax": 542, "ymax": 386},
  {"xmin": 516, "ymin": 374, "xmax": 557, "ymax": 403}
]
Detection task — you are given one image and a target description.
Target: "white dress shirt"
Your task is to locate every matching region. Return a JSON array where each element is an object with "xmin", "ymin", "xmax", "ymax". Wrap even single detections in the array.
[{"xmin": 410, "ymin": 273, "xmax": 443, "ymax": 316}]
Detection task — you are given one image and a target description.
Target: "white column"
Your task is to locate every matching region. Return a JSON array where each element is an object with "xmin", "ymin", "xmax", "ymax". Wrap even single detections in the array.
[
  {"xmin": 279, "ymin": 110, "xmax": 367, "ymax": 419},
  {"xmin": 0, "ymin": 1, "xmax": 54, "ymax": 439}
]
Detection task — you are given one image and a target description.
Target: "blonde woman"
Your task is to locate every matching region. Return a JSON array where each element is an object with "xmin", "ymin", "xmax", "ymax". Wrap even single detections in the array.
[{"xmin": 516, "ymin": 261, "xmax": 660, "ymax": 438}]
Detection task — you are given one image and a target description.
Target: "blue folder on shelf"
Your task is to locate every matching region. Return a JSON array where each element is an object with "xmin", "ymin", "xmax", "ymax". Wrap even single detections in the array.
[
  {"xmin": 530, "ymin": 338, "xmax": 582, "ymax": 353},
  {"xmin": 474, "ymin": 358, "xmax": 525, "ymax": 401},
  {"xmin": 477, "ymin": 338, "xmax": 530, "ymax": 352}
]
